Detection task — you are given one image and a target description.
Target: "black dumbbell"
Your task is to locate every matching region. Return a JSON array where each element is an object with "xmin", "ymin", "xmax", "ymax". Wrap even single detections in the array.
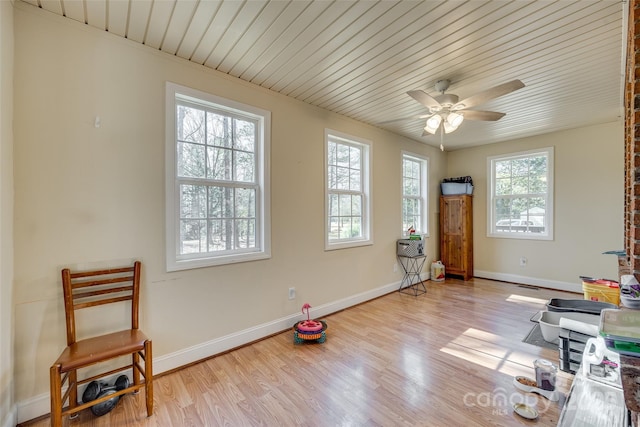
[{"xmin": 82, "ymin": 375, "xmax": 130, "ymax": 416}]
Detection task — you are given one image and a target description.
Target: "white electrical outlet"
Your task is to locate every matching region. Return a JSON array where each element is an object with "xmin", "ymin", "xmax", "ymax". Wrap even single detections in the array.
[
  {"xmin": 393, "ymin": 263, "xmax": 398, "ymax": 273},
  {"xmin": 288, "ymin": 287, "xmax": 296, "ymax": 300},
  {"xmin": 519, "ymin": 256, "xmax": 527, "ymax": 267}
]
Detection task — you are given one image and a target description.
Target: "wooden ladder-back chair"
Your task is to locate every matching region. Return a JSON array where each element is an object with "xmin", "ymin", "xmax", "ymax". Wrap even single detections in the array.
[{"xmin": 50, "ymin": 261, "xmax": 153, "ymax": 426}]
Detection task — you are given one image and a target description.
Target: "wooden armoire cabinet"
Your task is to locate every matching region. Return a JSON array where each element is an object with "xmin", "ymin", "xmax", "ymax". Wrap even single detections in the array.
[{"xmin": 439, "ymin": 194, "xmax": 473, "ymax": 280}]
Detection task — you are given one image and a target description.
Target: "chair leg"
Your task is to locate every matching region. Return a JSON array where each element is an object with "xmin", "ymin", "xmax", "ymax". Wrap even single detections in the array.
[
  {"xmin": 133, "ymin": 351, "xmax": 141, "ymax": 387},
  {"xmin": 50, "ymin": 365, "xmax": 62, "ymax": 427},
  {"xmin": 68, "ymin": 369, "xmax": 78, "ymax": 418},
  {"xmin": 144, "ymin": 340, "xmax": 153, "ymax": 416}
]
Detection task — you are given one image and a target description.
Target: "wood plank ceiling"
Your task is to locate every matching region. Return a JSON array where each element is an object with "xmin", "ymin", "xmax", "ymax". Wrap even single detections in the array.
[{"xmin": 18, "ymin": 0, "xmax": 625, "ymax": 150}]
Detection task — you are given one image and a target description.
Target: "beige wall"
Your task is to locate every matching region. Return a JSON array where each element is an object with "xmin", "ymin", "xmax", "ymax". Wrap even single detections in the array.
[
  {"xmin": 10, "ymin": 2, "xmax": 624, "ymax": 421},
  {"xmin": 0, "ymin": 1, "xmax": 15, "ymax": 426},
  {"xmin": 447, "ymin": 121, "xmax": 624, "ymax": 290},
  {"xmin": 12, "ymin": 5, "xmax": 446, "ymax": 414}
]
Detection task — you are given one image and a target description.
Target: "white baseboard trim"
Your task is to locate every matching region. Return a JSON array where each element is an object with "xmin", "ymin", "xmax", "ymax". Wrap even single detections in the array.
[
  {"xmin": 16, "ymin": 391, "xmax": 47, "ymax": 424},
  {"xmin": 154, "ymin": 278, "xmax": 403, "ymax": 373},
  {"xmin": 474, "ymin": 270, "xmax": 582, "ymax": 294},
  {"xmin": 17, "ymin": 278, "xmax": 404, "ymax": 423},
  {"xmin": 1, "ymin": 408, "xmax": 16, "ymax": 427}
]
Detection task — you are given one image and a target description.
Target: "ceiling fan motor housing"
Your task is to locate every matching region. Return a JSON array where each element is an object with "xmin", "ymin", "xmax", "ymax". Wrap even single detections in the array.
[
  {"xmin": 435, "ymin": 93, "xmax": 459, "ymax": 108},
  {"xmin": 434, "ymin": 79, "xmax": 451, "ymax": 93}
]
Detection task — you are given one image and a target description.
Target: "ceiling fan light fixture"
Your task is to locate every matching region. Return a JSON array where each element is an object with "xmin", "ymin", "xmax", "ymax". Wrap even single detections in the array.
[
  {"xmin": 404, "ymin": 78, "xmax": 525, "ymax": 142},
  {"xmin": 443, "ymin": 121, "xmax": 457, "ymax": 134},
  {"xmin": 447, "ymin": 112, "xmax": 464, "ymax": 127},
  {"xmin": 424, "ymin": 115, "xmax": 442, "ymax": 134}
]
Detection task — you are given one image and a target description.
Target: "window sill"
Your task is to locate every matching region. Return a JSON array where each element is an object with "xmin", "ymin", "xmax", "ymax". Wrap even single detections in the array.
[
  {"xmin": 325, "ymin": 239, "xmax": 373, "ymax": 251},
  {"xmin": 487, "ymin": 232, "xmax": 552, "ymax": 241},
  {"xmin": 167, "ymin": 251, "xmax": 271, "ymax": 272}
]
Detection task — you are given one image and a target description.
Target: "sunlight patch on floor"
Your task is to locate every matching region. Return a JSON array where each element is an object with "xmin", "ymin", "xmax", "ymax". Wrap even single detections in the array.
[
  {"xmin": 448, "ymin": 330, "xmax": 509, "ymax": 359},
  {"xmin": 440, "ymin": 342, "xmax": 501, "ymax": 370},
  {"xmin": 439, "ymin": 328, "xmax": 538, "ymax": 378},
  {"xmin": 458, "ymin": 326, "xmax": 505, "ymax": 343},
  {"xmin": 506, "ymin": 294, "xmax": 548, "ymax": 305}
]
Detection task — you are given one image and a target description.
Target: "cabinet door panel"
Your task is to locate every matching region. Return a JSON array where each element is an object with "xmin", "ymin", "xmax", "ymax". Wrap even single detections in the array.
[
  {"xmin": 442, "ymin": 235, "xmax": 463, "ymax": 270},
  {"xmin": 440, "ymin": 195, "xmax": 473, "ymax": 280},
  {"xmin": 442, "ymin": 198, "xmax": 463, "ymax": 234}
]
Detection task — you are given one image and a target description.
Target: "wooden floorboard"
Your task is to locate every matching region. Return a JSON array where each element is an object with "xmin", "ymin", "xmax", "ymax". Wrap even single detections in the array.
[{"xmin": 25, "ymin": 277, "xmax": 579, "ymax": 426}]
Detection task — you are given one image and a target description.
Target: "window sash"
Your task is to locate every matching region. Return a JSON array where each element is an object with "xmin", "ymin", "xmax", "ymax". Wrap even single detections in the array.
[
  {"xmin": 176, "ymin": 182, "xmax": 259, "ymax": 260},
  {"xmin": 327, "ymin": 140, "xmax": 365, "ymax": 242},
  {"xmin": 175, "ymin": 100, "xmax": 260, "ymax": 259},
  {"xmin": 402, "ymin": 153, "xmax": 428, "ymax": 235},
  {"xmin": 402, "ymin": 196, "xmax": 422, "ymax": 232},
  {"xmin": 488, "ymin": 148, "xmax": 553, "ymax": 240},
  {"xmin": 325, "ymin": 130, "xmax": 371, "ymax": 249},
  {"xmin": 166, "ymin": 83, "xmax": 270, "ymax": 271}
]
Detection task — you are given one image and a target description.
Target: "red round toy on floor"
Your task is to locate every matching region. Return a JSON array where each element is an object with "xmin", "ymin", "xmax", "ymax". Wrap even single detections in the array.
[{"xmin": 293, "ymin": 303, "xmax": 327, "ymax": 344}]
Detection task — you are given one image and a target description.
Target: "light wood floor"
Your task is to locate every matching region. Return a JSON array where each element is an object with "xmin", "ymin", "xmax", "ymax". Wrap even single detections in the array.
[{"xmin": 25, "ymin": 277, "xmax": 579, "ymax": 426}]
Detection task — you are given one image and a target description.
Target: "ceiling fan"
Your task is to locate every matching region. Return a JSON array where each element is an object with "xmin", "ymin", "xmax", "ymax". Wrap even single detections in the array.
[{"xmin": 383, "ymin": 78, "xmax": 525, "ymax": 142}]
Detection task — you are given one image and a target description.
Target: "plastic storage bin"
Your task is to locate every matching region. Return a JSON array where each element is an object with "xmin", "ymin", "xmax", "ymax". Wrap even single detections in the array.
[
  {"xmin": 538, "ymin": 311, "xmax": 600, "ymax": 344},
  {"xmin": 599, "ymin": 309, "xmax": 640, "ymax": 412},
  {"xmin": 600, "ymin": 309, "xmax": 640, "ymax": 356},
  {"xmin": 546, "ymin": 298, "xmax": 617, "ymax": 315},
  {"xmin": 440, "ymin": 182, "xmax": 473, "ymax": 195},
  {"xmin": 559, "ymin": 328, "xmax": 592, "ymax": 374},
  {"xmin": 582, "ymin": 279, "xmax": 620, "ymax": 305}
]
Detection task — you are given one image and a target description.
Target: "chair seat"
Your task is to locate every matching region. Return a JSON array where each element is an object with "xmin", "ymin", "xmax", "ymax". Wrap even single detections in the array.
[{"xmin": 55, "ymin": 329, "xmax": 149, "ymax": 373}]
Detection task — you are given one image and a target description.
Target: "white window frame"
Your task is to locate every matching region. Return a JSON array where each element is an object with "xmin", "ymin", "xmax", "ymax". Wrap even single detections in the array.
[
  {"xmin": 487, "ymin": 147, "xmax": 554, "ymax": 240},
  {"xmin": 401, "ymin": 152, "xmax": 429, "ymax": 237},
  {"xmin": 165, "ymin": 82, "xmax": 271, "ymax": 271},
  {"xmin": 324, "ymin": 129, "xmax": 372, "ymax": 250}
]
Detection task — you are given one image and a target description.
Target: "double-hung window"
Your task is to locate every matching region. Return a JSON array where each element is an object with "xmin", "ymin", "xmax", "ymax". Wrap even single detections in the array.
[
  {"xmin": 325, "ymin": 129, "xmax": 372, "ymax": 250},
  {"xmin": 402, "ymin": 152, "xmax": 428, "ymax": 236},
  {"xmin": 488, "ymin": 147, "xmax": 553, "ymax": 240},
  {"xmin": 166, "ymin": 83, "xmax": 271, "ymax": 271}
]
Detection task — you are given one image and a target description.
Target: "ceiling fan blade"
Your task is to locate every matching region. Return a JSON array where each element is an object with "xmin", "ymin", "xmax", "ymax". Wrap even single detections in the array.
[
  {"xmin": 407, "ymin": 90, "xmax": 441, "ymax": 110},
  {"xmin": 454, "ymin": 79, "xmax": 525, "ymax": 110},
  {"xmin": 461, "ymin": 110, "xmax": 506, "ymax": 121},
  {"xmin": 378, "ymin": 114, "xmax": 431, "ymax": 125}
]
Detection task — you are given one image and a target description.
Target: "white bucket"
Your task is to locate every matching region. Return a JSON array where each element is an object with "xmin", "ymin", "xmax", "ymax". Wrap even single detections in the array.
[{"xmin": 431, "ymin": 261, "xmax": 445, "ymax": 282}]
